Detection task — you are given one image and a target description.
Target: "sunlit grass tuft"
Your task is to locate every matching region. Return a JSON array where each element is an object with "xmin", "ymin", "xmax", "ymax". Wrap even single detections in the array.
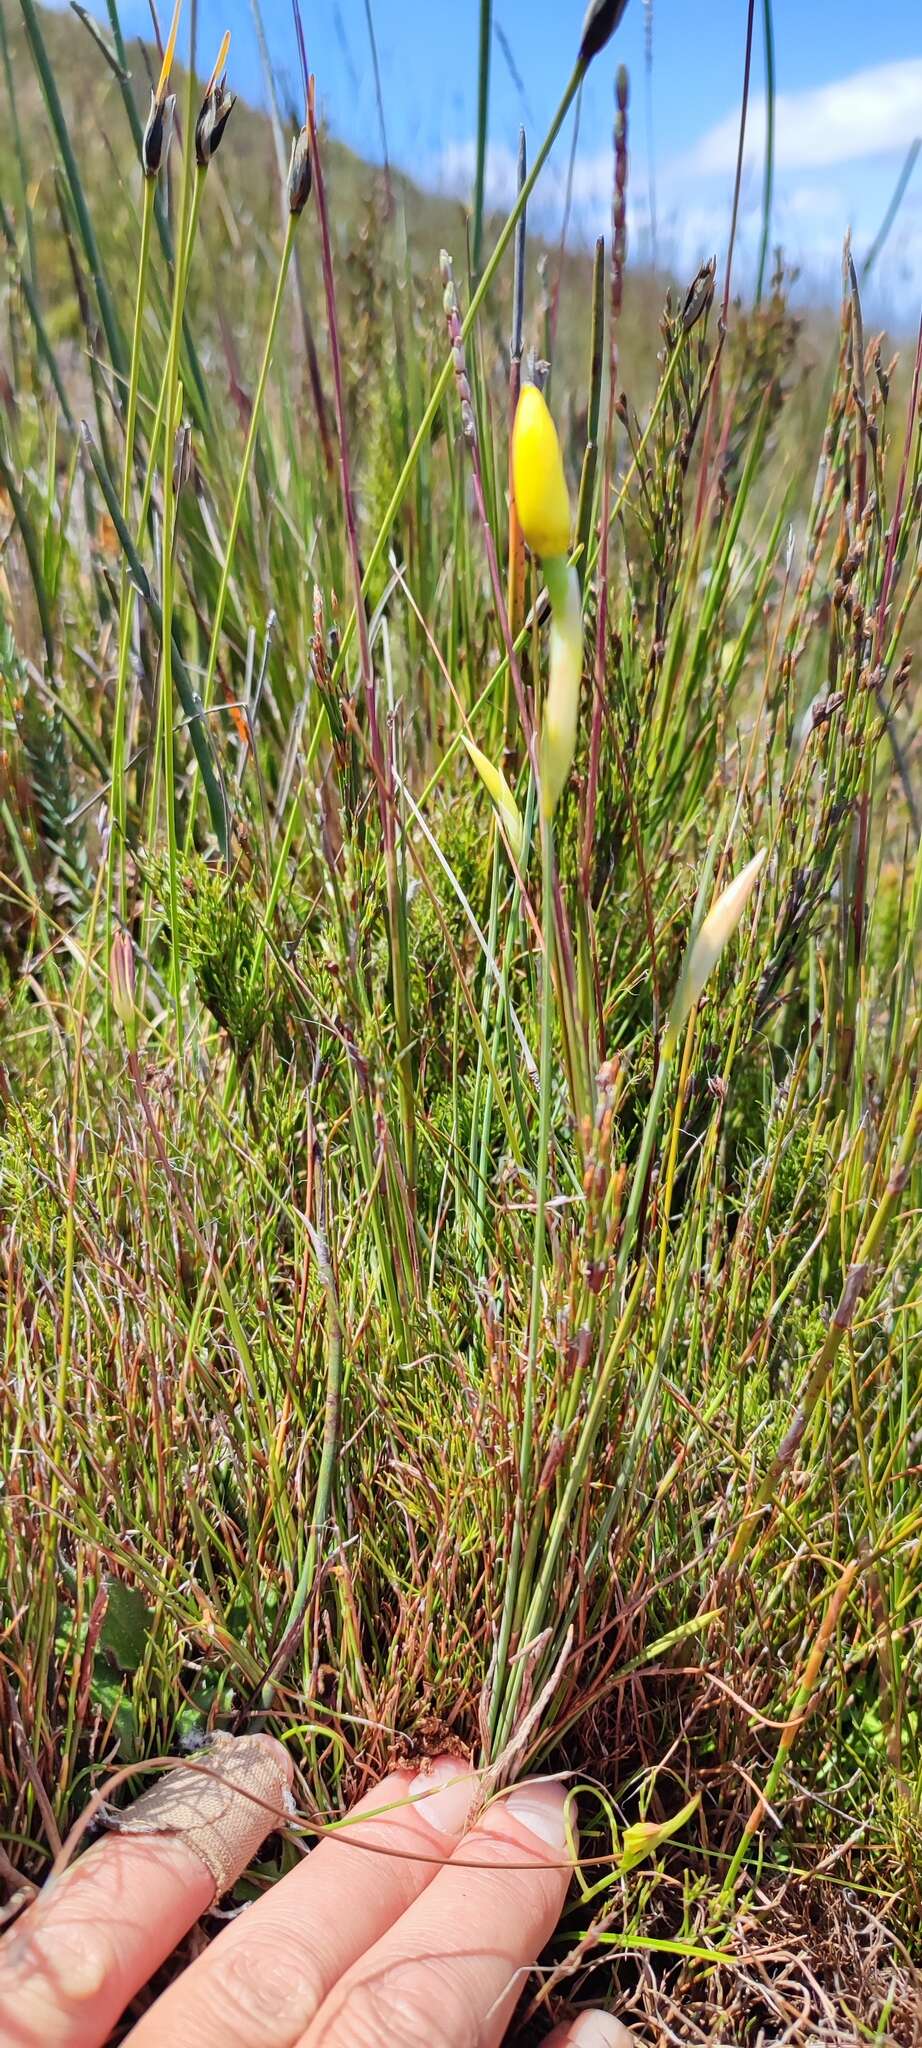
[{"xmin": 1, "ymin": 1, "xmax": 920, "ymax": 2038}]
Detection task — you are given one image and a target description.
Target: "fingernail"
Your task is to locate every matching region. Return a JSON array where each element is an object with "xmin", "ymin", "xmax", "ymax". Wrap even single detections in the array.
[
  {"xmin": 569, "ymin": 2014, "xmax": 635, "ymax": 2047},
  {"xmin": 503, "ymin": 1778, "xmax": 571, "ymax": 1850},
  {"xmin": 407, "ymin": 1755, "xmax": 476, "ymax": 1836}
]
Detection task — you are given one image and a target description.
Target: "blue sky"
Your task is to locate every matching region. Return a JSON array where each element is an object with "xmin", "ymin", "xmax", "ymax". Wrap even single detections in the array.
[{"xmin": 56, "ymin": 2, "xmax": 922, "ymax": 318}]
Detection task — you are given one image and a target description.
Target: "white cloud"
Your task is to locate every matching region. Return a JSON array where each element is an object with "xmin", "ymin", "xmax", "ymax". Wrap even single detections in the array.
[
  {"xmin": 434, "ymin": 138, "xmax": 562, "ymax": 213},
  {"xmin": 429, "ymin": 63, "xmax": 922, "ymax": 321},
  {"xmin": 691, "ymin": 60, "xmax": 922, "ymax": 176}
]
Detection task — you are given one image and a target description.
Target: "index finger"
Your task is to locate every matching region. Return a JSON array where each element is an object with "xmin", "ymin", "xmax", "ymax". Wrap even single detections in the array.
[
  {"xmin": 0, "ymin": 1736, "xmax": 291, "ymax": 2048},
  {"xmin": 123, "ymin": 1754, "xmax": 478, "ymax": 2047}
]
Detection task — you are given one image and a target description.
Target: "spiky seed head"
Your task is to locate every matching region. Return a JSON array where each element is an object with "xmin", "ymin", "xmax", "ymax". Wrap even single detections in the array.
[
  {"xmin": 142, "ymin": 90, "xmax": 175, "ymax": 177},
  {"xmin": 663, "ymin": 849, "xmax": 767, "ymax": 1058},
  {"xmin": 288, "ymin": 127, "xmax": 312, "ymax": 214},
  {"xmin": 511, "ymin": 383, "xmax": 571, "ymax": 561},
  {"xmin": 173, "ymin": 422, "xmax": 193, "ymax": 498},
  {"xmin": 195, "ymin": 32, "xmax": 235, "ymax": 167},
  {"xmin": 195, "ymin": 81, "xmax": 236, "ymax": 166},
  {"xmin": 142, "ymin": 0, "xmax": 181, "ymax": 176},
  {"xmin": 579, "ymin": 0, "xmax": 632, "ymax": 67}
]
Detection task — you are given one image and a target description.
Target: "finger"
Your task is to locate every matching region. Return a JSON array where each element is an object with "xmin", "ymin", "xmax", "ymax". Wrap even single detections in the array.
[
  {"xmin": 544, "ymin": 2014, "xmax": 636, "ymax": 2046},
  {"xmin": 123, "ymin": 1753, "xmax": 478, "ymax": 2048},
  {"xmin": 0, "ymin": 1735, "xmax": 291, "ymax": 2048},
  {"xmin": 297, "ymin": 1776, "xmax": 576, "ymax": 2048}
]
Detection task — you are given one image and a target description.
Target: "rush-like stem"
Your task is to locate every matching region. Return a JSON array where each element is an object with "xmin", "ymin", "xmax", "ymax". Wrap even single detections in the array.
[
  {"xmin": 491, "ymin": 1049, "xmax": 673, "ymax": 1755},
  {"xmin": 307, "ymin": 74, "xmax": 417, "ymax": 1194},
  {"xmin": 36, "ymin": 853, "xmax": 108, "ymax": 1756},
  {"xmin": 472, "ymin": 0, "xmax": 492, "ymax": 277},
  {"xmin": 109, "ymin": 173, "xmax": 156, "ymax": 933},
  {"xmin": 159, "ymin": 156, "xmax": 204, "ymax": 1050},
  {"xmin": 188, "ymin": 210, "xmax": 298, "ymax": 832},
  {"xmin": 654, "ymin": 1010, "xmax": 695, "ymax": 1322},
  {"xmin": 720, "ymin": 1561, "xmax": 858, "ymax": 1899},
  {"xmin": 261, "ymin": 1217, "xmax": 343, "ymax": 1709},
  {"xmin": 113, "ymin": 172, "xmax": 208, "ymax": 883},
  {"xmin": 723, "ymin": 1069, "xmax": 922, "ymax": 1579},
  {"xmin": 488, "ymin": 809, "xmax": 556, "ymax": 1747}
]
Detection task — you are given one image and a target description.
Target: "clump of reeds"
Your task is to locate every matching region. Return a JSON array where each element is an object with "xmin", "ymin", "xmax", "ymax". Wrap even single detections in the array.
[{"xmin": 0, "ymin": 0, "xmax": 920, "ymax": 2038}]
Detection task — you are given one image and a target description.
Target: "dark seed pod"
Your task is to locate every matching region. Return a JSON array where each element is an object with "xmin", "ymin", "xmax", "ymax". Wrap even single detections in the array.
[
  {"xmin": 579, "ymin": 0, "xmax": 631, "ymax": 67},
  {"xmin": 195, "ymin": 82, "xmax": 236, "ymax": 167},
  {"xmin": 288, "ymin": 126, "xmax": 312, "ymax": 215},
  {"xmin": 173, "ymin": 422, "xmax": 194, "ymax": 499},
  {"xmin": 142, "ymin": 88, "xmax": 174, "ymax": 178}
]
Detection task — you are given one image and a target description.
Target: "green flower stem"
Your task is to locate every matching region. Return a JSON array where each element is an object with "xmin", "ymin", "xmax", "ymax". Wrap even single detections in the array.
[
  {"xmin": 81, "ymin": 421, "xmax": 227, "ymax": 855},
  {"xmin": 159, "ymin": 157, "xmax": 206, "ymax": 1049},
  {"xmin": 186, "ymin": 211, "xmax": 298, "ymax": 842},
  {"xmin": 110, "ymin": 168, "xmax": 208, "ymax": 928},
  {"xmin": 469, "ymin": 836, "xmax": 503, "ymax": 1247},
  {"xmin": 491, "ymin": 1048, "xmax": 674, "ymax": 1757},
  {"xmin": 109, "ymin": 173, "xmax": 156, "ymax": 932},
  {"xmin": 248, "ymin": 322, "xmax": 684, "ymax": 1009},
  {"xmin": 488, "ymin": 808, "xmax": 557, "ymax": 1748}
]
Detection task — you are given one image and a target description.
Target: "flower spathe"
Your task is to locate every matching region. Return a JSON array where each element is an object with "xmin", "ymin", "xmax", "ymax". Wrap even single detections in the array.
[
  {"xmin": 663, "ymin": 848, "xmax": 767, "ymax": 1059},
  {"xmin": 541, "ymin": 556, "xmax": 583, "ymax": 822},
  {"xmin": 462, "ymin": 736, "xmax": 524, "ymax": 866},
  {"xmin": 511, "ymin": 383, "xmax": 571, "ymax": 561}
]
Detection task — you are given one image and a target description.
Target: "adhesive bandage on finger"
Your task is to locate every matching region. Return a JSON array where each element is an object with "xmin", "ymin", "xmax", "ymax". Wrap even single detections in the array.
[{"xmin": 111, "ymin": 1734, "xmax": 293, "ymax": 1900}]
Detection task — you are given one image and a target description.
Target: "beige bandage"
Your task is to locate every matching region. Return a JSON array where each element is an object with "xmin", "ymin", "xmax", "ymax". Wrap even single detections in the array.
[{"xmin": 112, "ymin": 1734, "xmax": 292, "ymax": 1900}]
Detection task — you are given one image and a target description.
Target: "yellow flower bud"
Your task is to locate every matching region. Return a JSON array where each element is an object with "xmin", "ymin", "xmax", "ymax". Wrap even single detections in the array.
[
  {"xmin": 511, "ymin": 384, "xmax": 571, "ymax": 560},
  {"xmin": 462, "ymin": 736, "xmax": 524, "ymax": 866},
  {"xmin": 619, "ymin": 1793, "xmax": 700, "ymax": 1874},
  {"xmin": 540, "ymin": 560, "xmax": 582, "ymax": 818},
  {"xmin": 663, "ymin": 849, "xmax": 766, "ymax": 1058}
]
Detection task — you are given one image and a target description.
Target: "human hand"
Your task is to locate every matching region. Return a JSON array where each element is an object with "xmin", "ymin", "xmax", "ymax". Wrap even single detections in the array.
[{"xmin": 0, "ymin": 1734, "xmax": 632, "ymax": 2046}]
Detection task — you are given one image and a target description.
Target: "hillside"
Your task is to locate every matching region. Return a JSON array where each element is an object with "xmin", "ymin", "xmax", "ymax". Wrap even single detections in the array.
[{"xmin": 1, "ymin": 0, "xmax": 641, "ymax": 405}]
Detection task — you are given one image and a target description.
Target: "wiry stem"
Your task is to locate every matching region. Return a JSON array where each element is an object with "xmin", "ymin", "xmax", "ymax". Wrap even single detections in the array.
[
  {"xmin": 722, "ymin": 1068, "xmax": 922, "ymax": 1581},
  {"xmin": 193, "ymin": 214, "xmax": 298, "ymax": 769},
  {"xmin": 109, "ymin": 173, "xmax": 156, "ymax": 934},
  {"xmin": 308, "ymin": 72, "xmax": 417, "ymax": 1195}
]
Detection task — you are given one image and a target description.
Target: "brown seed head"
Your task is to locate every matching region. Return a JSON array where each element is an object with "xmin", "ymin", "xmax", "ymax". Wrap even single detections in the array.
[
  {"xmin": 195, "ymin": 81, "xmax": 236, "ymax": 166},
  {"xmin": 579, "ymin": 0, "xmax": 631, "ymax": 67},
  {"xmin": 195, "ymin": 32, "xmax": 235, "ymax": 167},
  {"xmin": 288, "ymin": 127, "xmax": 312, "ymax": 215},
  {"xmin": 141, "ymin": 0, "xmax": 181, "ymax": 177},
  {"xmin": 142, "ymin": 90, "xmax": 176, "ymax": 177}
]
